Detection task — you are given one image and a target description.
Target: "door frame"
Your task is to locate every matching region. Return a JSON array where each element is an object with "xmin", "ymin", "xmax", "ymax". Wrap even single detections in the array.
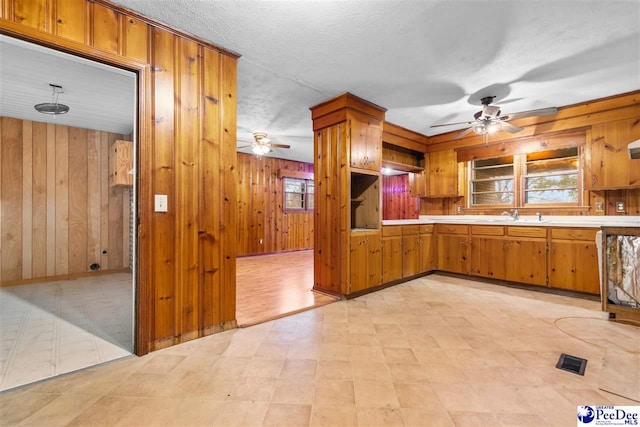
[{"xmin": 0, "ymin": 20, "xmax": 153, "ymax": 355}]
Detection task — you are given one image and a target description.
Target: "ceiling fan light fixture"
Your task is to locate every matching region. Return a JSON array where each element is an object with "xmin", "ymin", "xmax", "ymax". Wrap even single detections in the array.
[
  {"xmin": 252, "ymin": 144, "xmax": 270, "ymax": 156},
  {"xmin": 34, "ymin": 83, "xmax": 69, "ymax": 115},
  {"xmin": 473, "ymin": 124, "xmax": 487, "ymax": 135}
]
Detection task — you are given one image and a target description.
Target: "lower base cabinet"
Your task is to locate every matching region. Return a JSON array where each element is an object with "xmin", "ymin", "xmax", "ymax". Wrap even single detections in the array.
[
  {"xmin": 350, "ymin": 232, "xmax": 382, "ymax": 293},
  {"xmin": 436, "ymin": 225, "xmax": 469, "ymax": 274},
  {"xmin": 549, "ymin": 228, "xmax": 600, "ymax": 294},
  {"xmin": 382, "ymin": 227, "xmax": 403, "ymax": 282}
]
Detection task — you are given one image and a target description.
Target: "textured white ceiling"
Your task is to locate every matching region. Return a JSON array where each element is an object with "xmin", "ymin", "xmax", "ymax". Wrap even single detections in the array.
[
  {"xmin": 110, "ymin": 0, "xmax": 639, "ymax": 163},
  {"xmin": 0, "ymin": 35, "xmax": 135, "ymax": 135}
]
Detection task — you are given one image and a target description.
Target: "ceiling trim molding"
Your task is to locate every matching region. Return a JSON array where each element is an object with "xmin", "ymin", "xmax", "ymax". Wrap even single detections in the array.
[{"xmin": 95, "ymin": 0, "xmax": 241, "ymax": 59}]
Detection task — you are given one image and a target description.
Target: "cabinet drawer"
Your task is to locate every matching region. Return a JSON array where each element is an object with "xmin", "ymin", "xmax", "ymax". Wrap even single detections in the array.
[
  {"xmin": 551, "ymin": 228, "xmax": 598, "ymax": 241},
  {"xmin": 402, "ymin": 225, "xmax": 420, "ymax": 235},
  {"xmin": 437, "ymin": 224, "xmax": 469, "ymax": 235},
  {"xmin": 507, "ymin": 226, "xmax": 547, "ymax": 238},
  {"xmin": 470, "ymin": 225, "xmax": 504, "ymax": 236},
  {"xmin": 382, "ymin": 226, "xmax": 402, "ymax": 237},
  {"xmin": 419, "ymin": 224, "xmax": 434, "ymax": 234}
]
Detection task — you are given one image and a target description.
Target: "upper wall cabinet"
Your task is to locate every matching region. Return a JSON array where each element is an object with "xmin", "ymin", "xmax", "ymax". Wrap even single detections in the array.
[
  {"xmin": 351, "ymin": 118, "xmax": 382, "ymax": 171},
  {"xmin": 427, "ymin": 149, "xmax": 458, "ymax": 197},
  {"xmin": 590, "ymin": 117, "xmax": 640, "ymax": 190},
  {"xmin": 109, "ymin": 140, "xmax": 133, "ymax": 187}
]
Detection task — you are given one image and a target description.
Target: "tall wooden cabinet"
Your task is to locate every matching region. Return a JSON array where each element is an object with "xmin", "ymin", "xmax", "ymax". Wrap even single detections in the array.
[{"xmin": 311, "ymin": 93, "xmax": 386, "ymax": 296}]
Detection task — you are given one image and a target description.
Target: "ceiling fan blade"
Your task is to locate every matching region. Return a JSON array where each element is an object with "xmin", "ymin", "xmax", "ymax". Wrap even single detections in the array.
[
  {"xmin": 499, "ymin": 121, "xmax": 524, "ymax": 134},
  {"xmin": 270, "ymin": 143, "xmax": 291, "ymax": 149},
  {"xmin": 454, "ymin": 127, "xmax": 476, "ymax": 140},
  {"xmin": 430, "ymin": 120, "xmax": 475, "ymax": 128},
  {"xmin": 499, "ymin": 106, "xmax": 558, "ymax": 121}
]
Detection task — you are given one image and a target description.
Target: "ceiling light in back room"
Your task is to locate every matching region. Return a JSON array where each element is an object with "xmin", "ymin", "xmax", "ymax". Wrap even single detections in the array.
[{"xmin": 34, "ymin": 83, "xmax": 69, "ymax": 115}]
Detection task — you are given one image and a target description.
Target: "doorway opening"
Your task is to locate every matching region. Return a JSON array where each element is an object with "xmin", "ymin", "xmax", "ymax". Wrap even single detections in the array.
[
  {"xmin": 234, "ymin": 156, "xmax": 336, "ymax": 326},
  {"xmin": 0, "ymin": 35, "xmax": 137, "ymax": 391}
]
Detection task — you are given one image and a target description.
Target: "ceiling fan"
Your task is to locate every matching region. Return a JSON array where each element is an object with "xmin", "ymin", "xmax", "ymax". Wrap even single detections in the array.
[
  {"xmin": 237, "ymin": 131, "xmax": 291, "ymax": 156},
  {"xmin": 430, "ymin": 96, "xmax": 558, "ymax": 140}
]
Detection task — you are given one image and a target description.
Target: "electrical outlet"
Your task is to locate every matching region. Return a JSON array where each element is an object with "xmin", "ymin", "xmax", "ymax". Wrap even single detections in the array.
[
  {"xmin": 595, "ymin": 201, "xmax": 604, "ymax": 212},
  {"xmin": 259, "ymin": 238, "xmax": 263, "ymax": 244},
  {"xmin": 616, "ymin": 201, "xmax": 625, "ymax": 212},
  {"xmin": 456, "ymin": 205, "xmax": 462, "ymax": 213}
]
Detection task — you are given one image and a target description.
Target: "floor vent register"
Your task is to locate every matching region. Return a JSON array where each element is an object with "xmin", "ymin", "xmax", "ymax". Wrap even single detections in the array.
[{"xmin": 556, "ymin": 353, "xmax": 588, "ymax": 375}]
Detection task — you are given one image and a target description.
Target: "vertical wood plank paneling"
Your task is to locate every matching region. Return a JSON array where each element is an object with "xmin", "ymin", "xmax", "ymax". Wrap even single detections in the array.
[
  {"xmin": 45, "ymin": 123, "xmax": 56, "ymax": 276},
  {"xmin": 91, "ymin": 2, "xmax": 118, "ymax": 54},
  {"xmin": 382, "ymin": 174, "xmax": 419, "ymax": 220},
  {"xmin": 1, "ymin": 117, "xmax": 22, "ymax": 281},
  {"xmin": 21, "ymin": 120, "xmax": 32, "ymax": 279},
  {"xmin": 236, "ymin": 153, "xmax": 314, "ymax": 256},
  {"xmin": 122, "ymin": 14, "xmax": 148, "ymax": 63},
  {"xmin": 175, "ymin": 38, "xmax": 200, "ymax": 340},
  {"xmin": 86, "ymin": 130, "xmax": 101, "ymax": 267},
  {"xmin": 151, "ymin": 28, "xmax": 177, "ymax": 346},
  {"xmin": 31, "ymin": 122, "xmax": 47, "ymax": 278},
  {"xmin": 13, "ymin": 0, "xmax": 47, "ymax": 30},
  {"xmin": 0, "ymin": 119, "xmax": 130, "ymax": 283},
  {"xmin": 54, "ymin": 0, "xmax": 86, "ymax": 43},
  {"xmin": 99, "ymin": 131, "xmax": 109, "ymax": 270},
  {"xmin": 54, "ymin": 125, "xmax": 69, "ymax": 275},
  {"xmin": 200, "ymin": 46, "xmax": 222, "ymax": 329},
  {"xmin": 219, "ymin": 53, "xmax": 237, "ymax": 323},
  {"xmin": 0, "ymin": 118, "xmax": 2, "ymax": 283},
  {"xmin": 68, "ymin": 127, "xmax": 88, "ymax": 273}
]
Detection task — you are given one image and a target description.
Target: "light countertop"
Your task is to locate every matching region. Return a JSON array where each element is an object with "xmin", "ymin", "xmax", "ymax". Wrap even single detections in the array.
[{"xmin": 382, "ymin": 215, "xmax": 640, "ymax": 228}]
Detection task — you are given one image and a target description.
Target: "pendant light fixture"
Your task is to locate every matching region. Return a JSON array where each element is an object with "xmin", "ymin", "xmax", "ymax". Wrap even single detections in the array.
[{"xmin": 34, "ymin": 83, "xmax": 70, "ymax": 115}]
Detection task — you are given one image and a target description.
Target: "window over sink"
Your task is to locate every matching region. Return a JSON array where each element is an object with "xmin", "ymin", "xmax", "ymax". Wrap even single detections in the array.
[{"xmin": 469, "ymin": 147, "xmax": 581, "ymax": 208}]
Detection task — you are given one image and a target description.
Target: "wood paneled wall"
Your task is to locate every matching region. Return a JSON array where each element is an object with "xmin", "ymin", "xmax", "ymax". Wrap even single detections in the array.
[
  {"xmin": 382, "ymin": 175, "xmax": 418, "ymax": 220},
  {"xmin": 0, "ymin": 117, "xmax": 130, "ymax": 284},
  {"xmin": 236, "ymin": 153, "xmax": 314, "ymax": 256},
  {"xmin": 0, "ymin": 0, "xmax": 238, "ymax": 353}
]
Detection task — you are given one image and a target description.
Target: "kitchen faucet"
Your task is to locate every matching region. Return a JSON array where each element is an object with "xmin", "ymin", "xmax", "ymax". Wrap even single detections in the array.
[{"xmin": 501, "ymin": 209, "xmax": 519, "ymax": 220}]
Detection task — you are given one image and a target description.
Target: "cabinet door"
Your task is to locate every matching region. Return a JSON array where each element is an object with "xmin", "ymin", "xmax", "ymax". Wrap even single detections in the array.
[
  {"xmin": 402, "ymin": 234, "xmax": 420, "ymax": 277},
  {"xmin": 437, "ymin": 234, "xmax": 468, "ymax": 274},
  {"xmin": 367, "ymin": 234, "xmax": 382, "ymax": 288},
  {"xmin": 351, "ymin": 119, "xmax": 381, "ymax": 171},
  {"xmin": 382, "ymin": 236, "xmax": 403, "ymax": 282},
  {"xmin": 469, "ymin": 237, "xmax": 507, "ymax": 280},
  {"xmin": 427, "ymin": 150, "xmax": 457, "ymax": 197},
  {"xmin": 350, "ymin": 235, "xmax": 369, "ymax": 293},
  {"xmin": 549, "ymin": 241, "xmax": 600, "ymax": 294},
  {"xmin": 418, "ymin": 233, "xmax": 436, "ymax": 272},
  {"xmin": 505, "ymin": 239, "xmax": 546, "ymax": 285},
  {"xmin": 590, "ymin": 118, "xmax": 640, "ymax": 189},
  {"xmin": 408, "ymin": 171, "xmax": 427, "ymax": 198}
]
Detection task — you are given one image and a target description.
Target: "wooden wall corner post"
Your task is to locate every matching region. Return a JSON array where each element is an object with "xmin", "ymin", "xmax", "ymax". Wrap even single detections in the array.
[{"xmin": 310, "ymin": 93, "xmax": 386, "ymax": 297}]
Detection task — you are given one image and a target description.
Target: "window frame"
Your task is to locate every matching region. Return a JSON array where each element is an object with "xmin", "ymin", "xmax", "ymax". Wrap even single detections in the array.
[
  {"xmin": 283, "ymin": 176, "xmax": 314, "ymax": 212},
  {"xmin": 467, "ymin": 146, "xmax": 583, "ymax": 209}
]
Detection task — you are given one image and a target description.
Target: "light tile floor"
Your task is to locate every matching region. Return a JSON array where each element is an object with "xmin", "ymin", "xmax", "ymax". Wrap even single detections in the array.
[
  {"xmin": 0, "ymin": 273, "xmax": 134, "ymax": 392},
  {"xmin": 1, "ymin": 274, "xmax": 639, "ymax": 426}
]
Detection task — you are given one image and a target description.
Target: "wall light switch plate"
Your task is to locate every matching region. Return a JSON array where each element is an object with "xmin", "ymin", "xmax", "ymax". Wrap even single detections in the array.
[
  {"xmin": 616, "ymin": 201, "xmax": 625, "ymax": 212},
  {"xmin": 155, "ymin": 194, "xmax": 168, "ymax": 213},
  {"xmin": 595, "ymin": 201, "xmax": 604, "ymax": 212}
]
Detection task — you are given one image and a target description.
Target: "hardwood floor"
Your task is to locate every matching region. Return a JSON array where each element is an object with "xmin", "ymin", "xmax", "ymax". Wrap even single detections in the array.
[{"xmin": 236, "ymin": 250, "xmax": 337, "ymax": 326}]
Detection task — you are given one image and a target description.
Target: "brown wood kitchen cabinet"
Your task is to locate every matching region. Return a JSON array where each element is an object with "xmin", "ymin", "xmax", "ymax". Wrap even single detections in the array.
[
  {"xmin": 427, "ymin": 149, "xmax": 458, "ymax": 197},
  {"xmin": 436, "ymin": 224, "xmax": 469, "ymax": 274},
  {"xmin": 504, "ymin": 226, "xmax": 547, "ymax": 286},
  {"xmin": 382, "ymin": 226, "xmax": 403, "ymax": 283},
  {"xmin": 469, "ymin": 225, "xmax": 507, "ymax": 280},
  {"xmin": 402, "ymin": 226, "xmax": 420, "ymax": 277},
  {"xmin": 350, "ymin": 231, "xmax": 382, "ymax": 293},
  {"xmin": 351, "ymin": 117, "xmax": 382, "ymax": 172},
  {"xmin": 589, "ymin": 118, "xmax": 640, "ymax": 190},
  {"xmin": 548, "ymin": 228, "xmax": 600, "ymax": 294},
  {"xmin": 418, "ymin": 225, "xmax": 436, "ymax": 272}
]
